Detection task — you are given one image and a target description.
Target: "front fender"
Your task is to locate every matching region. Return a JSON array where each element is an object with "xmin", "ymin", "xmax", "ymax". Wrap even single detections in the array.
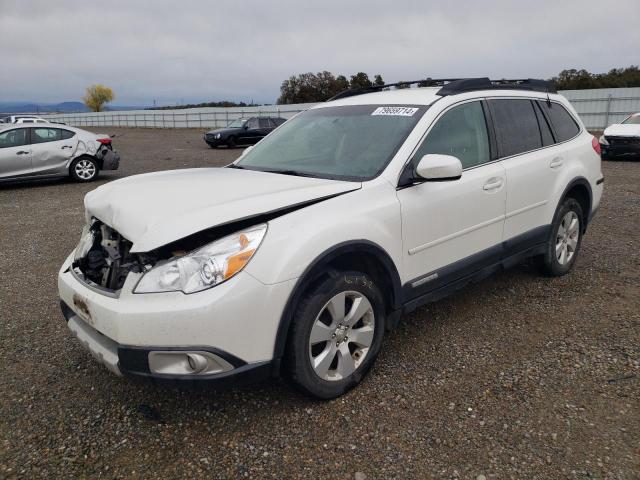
[{"xmin": 245, "ymin": 181, "xmax": 403, "ymax": 286}]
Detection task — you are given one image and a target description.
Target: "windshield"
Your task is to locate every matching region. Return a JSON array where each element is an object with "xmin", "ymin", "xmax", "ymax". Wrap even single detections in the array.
[
  {"xmin": 622, "ymin": 114, "xmax": 640, "ymax": 125},
  {"xmin": 227, "ymin": 118, "xmax": 247, "ymax": 128},
  {"xmin": 235, "ymin": 105, "xmax": 426, "ymax": 181}
]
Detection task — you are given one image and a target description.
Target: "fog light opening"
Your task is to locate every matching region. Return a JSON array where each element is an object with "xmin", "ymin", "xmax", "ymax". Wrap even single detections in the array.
[
  {"xmin": 148, "ymin": 351, "xmax": 235, "ymax": 376},
  {"xmin": 186, "ymin": 353, "xmax": 207, "ymax": 374}
]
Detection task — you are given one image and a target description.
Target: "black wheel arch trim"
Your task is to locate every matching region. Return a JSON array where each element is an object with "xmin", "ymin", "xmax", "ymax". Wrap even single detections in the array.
[
  {"xmin": 272, "ymin": 240, "xmax": 402, "ymax": 363},
  {"xmin": 557, "ymin": 176, "xmax": 593, "ymax": 231}
]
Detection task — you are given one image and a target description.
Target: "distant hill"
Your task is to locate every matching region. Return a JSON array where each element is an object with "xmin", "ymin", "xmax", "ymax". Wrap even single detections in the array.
[{"xmin": 0, "ymin": 101, "xmax": 143, "ymax": 114}]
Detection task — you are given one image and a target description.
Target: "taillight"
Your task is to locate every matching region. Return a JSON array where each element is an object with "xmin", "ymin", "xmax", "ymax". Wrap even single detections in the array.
[
  {"xmin": 97, "ymin": 138, "xmax": 112, "ymax": 145},
  {"xmin": 591, "ymin": 136, "xmax": 601, "ymax": 155}
]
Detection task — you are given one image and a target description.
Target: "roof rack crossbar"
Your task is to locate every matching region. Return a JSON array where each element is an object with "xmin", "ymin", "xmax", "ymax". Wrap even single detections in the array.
[{"xmin": 327, "ymin": 77, "xmax": 556, "ymax": 101}]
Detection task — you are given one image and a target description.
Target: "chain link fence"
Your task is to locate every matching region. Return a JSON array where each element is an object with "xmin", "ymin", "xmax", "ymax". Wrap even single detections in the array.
[{"xmin": 41, "ymin": 105, "xmax": 314, "ymax": 129}]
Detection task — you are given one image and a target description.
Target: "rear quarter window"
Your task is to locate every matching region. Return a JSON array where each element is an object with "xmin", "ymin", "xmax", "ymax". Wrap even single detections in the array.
[
  {"xmin": 489, "ymin": 99, "xmax": 542, "ymax": 157},
  {"xmin": 541, "ymin": 102, "xmax": 580, "ymax": 142},
  {"xmin": 60, "ymin": 129, "xmax": 76, "ymax": 140}
]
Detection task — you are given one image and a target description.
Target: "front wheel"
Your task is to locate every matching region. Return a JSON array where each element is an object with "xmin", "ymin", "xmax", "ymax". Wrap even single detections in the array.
[
  {"xmin": 537, "ymin": 197, "xmax": 584, "ymax": 276},
  {"xmin": 285, "ymin": 271, "xmax": 385, "ymax": 399},
  {"xmin": 226, "ymin": 136, "xmax": 237, "ymax": 148},
  {"xmin": 70, "ymin": 157, "xmax": 99, "ymax": 182}
]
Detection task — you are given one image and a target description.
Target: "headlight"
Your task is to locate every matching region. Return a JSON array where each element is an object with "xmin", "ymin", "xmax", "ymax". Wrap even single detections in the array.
[
  {"xmin": 134, "ymin": 224, "xmax": 267, "ymax": 294},
  {"xmin": 214, "ymin": 133, "xmax": 221, "ymax": 139},
  {"xmin": 599, "ymin": 135, "xmax": 608, "ymax": 145},
  {"xmin": 74, "ymin": 219, "xmax": 97, "ymax": 260}
]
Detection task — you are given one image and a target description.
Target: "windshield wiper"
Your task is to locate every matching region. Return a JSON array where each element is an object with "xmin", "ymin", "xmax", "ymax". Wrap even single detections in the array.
[
  {"xmin": 226, "ymin": 164, "xmax": 245, "ymax": 169},
  {"xmin": 263, "ymin": 169, "xmax": 317, "ymax": 178}
]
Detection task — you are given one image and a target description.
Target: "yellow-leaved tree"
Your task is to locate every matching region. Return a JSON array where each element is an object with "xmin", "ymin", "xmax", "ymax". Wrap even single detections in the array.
[{"xmin": 83, "ymin": 84, "xmax": 115, "ymax": 112}]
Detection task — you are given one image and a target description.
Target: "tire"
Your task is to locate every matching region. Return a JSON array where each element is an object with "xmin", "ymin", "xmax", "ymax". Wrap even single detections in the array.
[
  {"xmin": 70, "ymin": 157, "xmax": 99, "ymax": 182},
  {"xmin": 226, "ymin": 136, "xmax": 237, "ymax": 148},
  {"xmin": 285, "ymin": 270, "xmax": 385, "ymax": 399},
  {"xmin": 537, "ymin": 197, "xmax": 584, "ymax": 276}
]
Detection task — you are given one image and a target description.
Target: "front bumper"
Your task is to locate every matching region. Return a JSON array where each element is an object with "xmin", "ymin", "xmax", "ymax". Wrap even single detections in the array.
[
  {"xmin": 58, "ymin": 253, "xmax": 296, "ymax": 384},
  {"xmin": 61, "ymin": 301, "xmax": 273, "ymax": 387},
  {"xmin": 204, "ymin": 134, "xmax": 223, "ymax": 146},
  {"xmin": 601, "ymin": 139, "xmax": 640, "ymax": 158}
]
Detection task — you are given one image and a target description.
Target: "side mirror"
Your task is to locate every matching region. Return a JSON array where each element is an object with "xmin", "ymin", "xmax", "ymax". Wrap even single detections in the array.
[
  {"xmin": 243, "ymin": 125, "xmax": 249, "ymax": 130},
  {"xmin": 415, "ymin": 154, "xmax": 462, "ymax": 181}
]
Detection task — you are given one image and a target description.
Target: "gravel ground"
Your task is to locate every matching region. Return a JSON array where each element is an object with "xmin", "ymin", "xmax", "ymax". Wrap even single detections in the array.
[{"xmin": 0, "ymin": 128, "xmax": 638, "ymax": 479}]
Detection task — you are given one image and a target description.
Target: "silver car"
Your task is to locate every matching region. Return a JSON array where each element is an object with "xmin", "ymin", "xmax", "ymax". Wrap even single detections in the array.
[{"xmin": 0, "ymin": 124, "xmax": 120, "ymax": 182}]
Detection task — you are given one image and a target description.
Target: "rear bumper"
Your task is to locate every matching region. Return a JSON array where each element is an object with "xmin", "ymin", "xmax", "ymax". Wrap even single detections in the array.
[
  {"xmin": 61, "ymin": 300, "xmax": 274, "ymax": 388},
  {"xmin": 100, "ymin": 149, "xmax": 120, "ymax": 170}
]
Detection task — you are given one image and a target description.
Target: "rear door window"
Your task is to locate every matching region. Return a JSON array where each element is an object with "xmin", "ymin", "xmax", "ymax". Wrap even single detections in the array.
[
  {"xmin": 31, "ymin": 128, "xmax": 63, "ymax": 144},
  {"xmin": 489, "ymin": 99, "xmax": 542, "ymax": 157},
  {"xmin": 540, "ymin": 102, "xmax": 580, "ymax": 142},
  {"xmin": 533, "ymin": 102, "xmax": 555, "ymax": 146},
  {"xmin": 258, "ymin": 118, "xmax": 271, "ymax": 128}
]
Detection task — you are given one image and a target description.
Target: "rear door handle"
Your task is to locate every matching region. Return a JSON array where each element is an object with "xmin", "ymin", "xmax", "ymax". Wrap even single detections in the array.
[
  {"xmin": 483, "ymin": 177, "xmax": 503, "ymax": 191},
  {"xmin": 16, "ymin": 150, "xmax": 30, "ymax": 155},
  {"xmin": 550, "ymin": 157, "xmax": 564, "ymax": 169},
  {"xmin": 61, "ymin": 145, "xmax": 73, "ymax": 149}
]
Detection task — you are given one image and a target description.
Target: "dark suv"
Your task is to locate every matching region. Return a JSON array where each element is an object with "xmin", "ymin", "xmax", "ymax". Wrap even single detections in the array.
[{"xmin": 204, "ymin": 116, "xmax": 287, "ymax": 148}]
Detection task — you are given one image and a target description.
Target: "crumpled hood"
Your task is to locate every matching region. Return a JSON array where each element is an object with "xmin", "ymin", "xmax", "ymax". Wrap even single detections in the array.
[
  {"xmin": 84, "ymin": 167, "xmax": 360, "ymax": 252},
  {"xmin": 604, "ymin": 123, "xmax": 640, "ymax": 137}
]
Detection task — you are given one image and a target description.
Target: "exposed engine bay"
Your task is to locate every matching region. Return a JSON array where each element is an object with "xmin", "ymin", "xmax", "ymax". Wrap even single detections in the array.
[{"xmin": 72, "ymin": 221, "xmax": 155, "ymax": 291}]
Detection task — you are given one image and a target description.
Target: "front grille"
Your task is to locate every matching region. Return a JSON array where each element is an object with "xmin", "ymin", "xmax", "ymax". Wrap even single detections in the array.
[{"xmin": 605, "ymin": 136, "xmax": 640, "ymax": 146}]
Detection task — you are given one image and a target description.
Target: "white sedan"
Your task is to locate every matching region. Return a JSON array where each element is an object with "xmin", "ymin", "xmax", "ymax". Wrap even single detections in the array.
[{"xmin": 0, "ymin": 124, "xmax": 120, "ymax": 182}]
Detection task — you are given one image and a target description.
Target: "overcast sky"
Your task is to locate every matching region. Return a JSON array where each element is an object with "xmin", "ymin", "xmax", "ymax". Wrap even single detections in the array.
[{"xmin": 1, "ymin": 0, "xmax": 639, "ymax": 106}]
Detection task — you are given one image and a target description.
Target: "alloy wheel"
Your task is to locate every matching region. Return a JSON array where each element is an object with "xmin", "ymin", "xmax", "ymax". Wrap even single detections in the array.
[
  {"xmin": 555, "ymin": 211, "xmax": 580, "ymax": 265},
  {"xmin": 308, "ymin": 291, "xmax": 375, "ymax": 381},
  {"xmin": 75, "ymin": 159, "xmax": 96, "ymax": 180}
]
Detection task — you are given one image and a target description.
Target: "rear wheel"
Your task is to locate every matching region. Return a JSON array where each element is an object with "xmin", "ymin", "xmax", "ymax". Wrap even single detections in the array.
[
  {"xmin": 70, "ymin": 157, "xmax": 98, "ymax": 182},
  {"xmin": 285, "ymin": 271, "xmax": 385, "ymax": 399},
  {"xmin": 538, "ymin": 197, "xmax": 584, "ymax": 276}
]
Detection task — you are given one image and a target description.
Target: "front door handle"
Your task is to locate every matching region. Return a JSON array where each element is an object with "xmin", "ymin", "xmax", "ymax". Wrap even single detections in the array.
[
  {"xmin": 550, "ymin": 157, "xmax": 564, "ymax": 169},
  {"xmin": 483, "ymin": 177, "xmax": 503, "ymax": 191},
  {"xmin": 16, "ymin": 150, "xmax": 30, "ymax": 155},
  {"xmin": 61, "ymin": 145, "xmax": 73, "ymax": 149}
]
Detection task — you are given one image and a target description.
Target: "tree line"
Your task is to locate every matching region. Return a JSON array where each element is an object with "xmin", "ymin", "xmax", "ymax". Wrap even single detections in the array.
[
  {"xmin": 277, "ymin": 66, "xmax": 640, "ymax": 104},
  {"xmin": 551, "ymin": 66, "xmax": 640, "ymax": 90},
  {"xmin": 148, "ymin": 100, "xmax": 259, "ymax": 110}
]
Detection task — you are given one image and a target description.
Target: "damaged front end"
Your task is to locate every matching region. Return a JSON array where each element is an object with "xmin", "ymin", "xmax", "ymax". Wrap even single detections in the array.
[
  {"xmin": 72, "ymin": 220, "xmax": 155, "ymax": 293},
  {"xmin": 71, "ymin": 217, "xmax": 267, "ymax": 295},
  {"xmin": 95, "ymin": 147, "xmax": 120, "ymax": 171}
]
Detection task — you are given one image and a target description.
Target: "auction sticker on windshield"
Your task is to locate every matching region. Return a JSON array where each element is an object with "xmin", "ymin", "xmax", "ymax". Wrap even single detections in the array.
[{"xmin": 371, "ymin": 106, "xmax": 419, "ymax": 116}]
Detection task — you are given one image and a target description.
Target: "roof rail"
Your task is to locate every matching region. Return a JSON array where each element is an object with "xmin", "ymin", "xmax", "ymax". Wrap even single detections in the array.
[
  {"xmin": 327, "ymin": 77, "xmax": 556, "ymax": 101},
  {"xmin": 436, "ymin": 78, "xmax": 556, "ymax": 96}
]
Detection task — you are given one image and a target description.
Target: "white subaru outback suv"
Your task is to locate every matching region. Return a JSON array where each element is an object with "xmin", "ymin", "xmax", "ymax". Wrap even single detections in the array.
[{"xmin": 58, "ymin": 78, "xmax": 603, "ymax": 399}]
